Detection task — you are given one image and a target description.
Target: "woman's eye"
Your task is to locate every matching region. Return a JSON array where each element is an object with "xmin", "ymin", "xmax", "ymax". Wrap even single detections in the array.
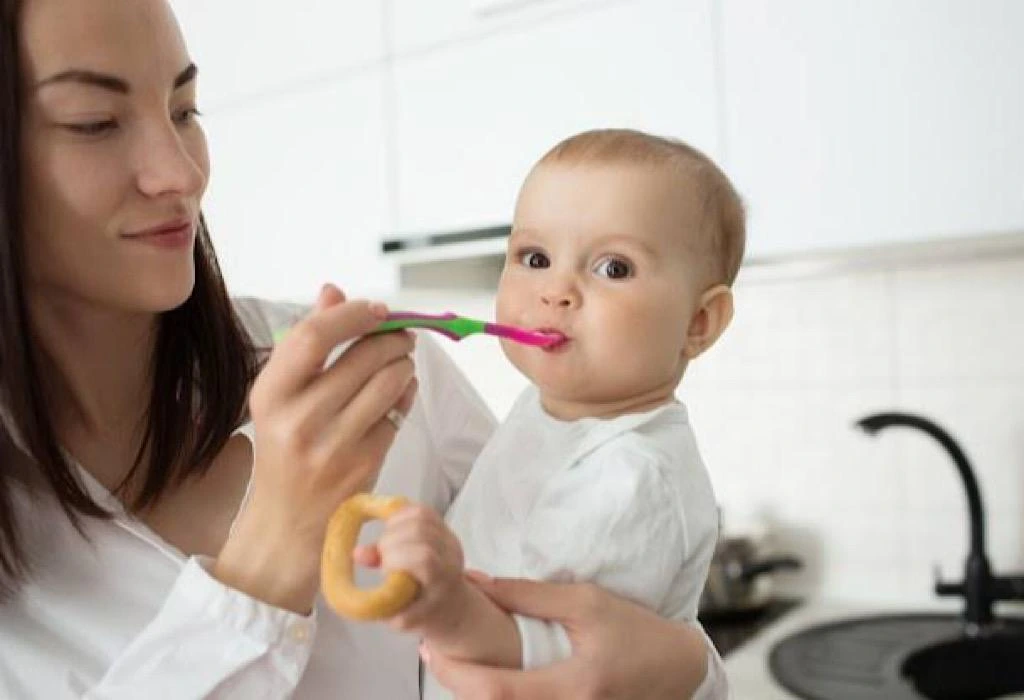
[
  {"xmin": 594, "ymin": 257, "xmax": 633, "ymax": 280},
  {"xmin": 173, "ymin": 107, "xmax": 202, "ymax": 125},
  {"xmin": 519, "ymin": 250, "xmax": 550, "ymax": 269},
  {"xmin": 64, "ymin": 120, "xmax": 117, "ymax": 136}
]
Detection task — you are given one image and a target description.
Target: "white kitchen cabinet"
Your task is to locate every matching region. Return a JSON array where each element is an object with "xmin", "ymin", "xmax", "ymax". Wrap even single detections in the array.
[
  {"xmin": 391, "ymin": 0, "xmax": 609, "ymax": 56},
  {"xmin": 391, "ymin": 0, "xmax": 719, "ymax": 236},
  {"xmin": 200, "ymin": 70, "xmax": 396, "ymax": 302},
  {"xmin": 721, "ymin": 0, "xmax": 1024, "ymax": 257},
  {"xmin": 170, "ymin": 1, "xmax": 385, "ymax": 109}
]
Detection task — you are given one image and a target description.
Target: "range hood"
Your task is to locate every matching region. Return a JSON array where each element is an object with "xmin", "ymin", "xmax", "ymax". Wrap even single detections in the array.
[{"xmin": 381, "ymin": 224, "xmax": 510, "ymax": 290}]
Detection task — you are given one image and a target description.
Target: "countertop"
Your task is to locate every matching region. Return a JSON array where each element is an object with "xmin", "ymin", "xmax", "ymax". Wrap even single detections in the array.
[{"xmin": 722, "ymin": 599, "xmax": 961, "ymax": 699}]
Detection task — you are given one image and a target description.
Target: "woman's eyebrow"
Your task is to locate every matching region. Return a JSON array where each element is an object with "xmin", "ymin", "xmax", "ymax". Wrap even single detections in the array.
[{"xmin": 34, "ymin": 63, "xmax": 198, "ymax": 94}]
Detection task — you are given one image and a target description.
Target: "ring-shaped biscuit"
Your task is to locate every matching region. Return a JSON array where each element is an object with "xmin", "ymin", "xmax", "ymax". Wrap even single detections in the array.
[{"xmin": 321, "ymin": 493, "xmax": 419, "ymax": 620}]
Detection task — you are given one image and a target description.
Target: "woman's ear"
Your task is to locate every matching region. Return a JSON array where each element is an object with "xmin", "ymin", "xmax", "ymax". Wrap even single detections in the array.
[{"xmin": 683, "ymin": 285, "xmax": 734, "ymax": 360}]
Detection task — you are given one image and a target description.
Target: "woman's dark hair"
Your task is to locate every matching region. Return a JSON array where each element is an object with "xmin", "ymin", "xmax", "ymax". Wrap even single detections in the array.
[{"xmin": 0, "ymin": 0, "xmax": 260, "ymax": 599}]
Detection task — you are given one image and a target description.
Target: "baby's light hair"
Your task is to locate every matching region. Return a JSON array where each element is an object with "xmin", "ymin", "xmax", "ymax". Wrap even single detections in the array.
[{"xmin": 538, "ymin": 129, "xmax": 746, "ymax": 285}]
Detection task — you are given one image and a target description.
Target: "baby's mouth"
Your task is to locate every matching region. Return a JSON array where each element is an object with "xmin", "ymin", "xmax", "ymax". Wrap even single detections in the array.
[{"xmin": 536, "ymin": 328, "xmax": 570, "ymax": 350}]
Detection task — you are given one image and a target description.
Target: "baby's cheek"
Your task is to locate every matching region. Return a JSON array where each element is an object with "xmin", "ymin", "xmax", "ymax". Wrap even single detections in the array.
[
  {"xmin": 494, "ymin": 286, "xmax": 520, "ymax": 326},
  {"xmin": 500, "ymin": 340, "xmax": 533, "ymax": 382}
]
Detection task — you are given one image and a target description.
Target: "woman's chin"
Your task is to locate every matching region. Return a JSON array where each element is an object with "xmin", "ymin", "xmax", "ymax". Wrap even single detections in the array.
[{"xmin": 139, "ymin": 272, "xmax": 196, "ymax": 313}]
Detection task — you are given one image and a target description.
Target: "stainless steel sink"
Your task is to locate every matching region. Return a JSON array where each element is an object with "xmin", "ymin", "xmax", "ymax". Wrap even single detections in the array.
[
  {"xmin": 772, "ymin": 412, "xmax": 1024, "ymax": 698},
  {"xmin": 769, "ymin": 613, "xmax": 1024, "ymax": 699},
  {"xmin": 903, "ymin": 627, "xmax": 1024, "ymax": 699}
]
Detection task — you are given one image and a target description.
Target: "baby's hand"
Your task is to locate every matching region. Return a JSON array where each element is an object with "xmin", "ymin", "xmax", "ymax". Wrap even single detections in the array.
[{"xmin": 359, "ymin": 504, "xmax": 469, "ymax": 637}]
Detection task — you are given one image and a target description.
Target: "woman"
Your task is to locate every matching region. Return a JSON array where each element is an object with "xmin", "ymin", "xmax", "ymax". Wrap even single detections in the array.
[{"xmin": 0, "ymin": 0, "xmax": 725, "ymax": 697}]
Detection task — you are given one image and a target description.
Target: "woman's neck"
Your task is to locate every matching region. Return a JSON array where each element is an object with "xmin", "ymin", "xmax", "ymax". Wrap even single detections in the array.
[{"xmin": 28, "ymin": 292, "xmax": 157, "ymax": 472}]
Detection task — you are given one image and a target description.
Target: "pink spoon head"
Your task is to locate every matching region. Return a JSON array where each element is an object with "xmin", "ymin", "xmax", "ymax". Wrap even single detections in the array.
[
  {"xmin": 534, "ymin": 329, "xmax": 569, "ymax": 349},
  {"xmin": 486, "ymin": 323, "xmax": 566, "ymax": 347},
  {"xmin": 532, "ymin": 330, "xmax": 568, "ymax": 348}
]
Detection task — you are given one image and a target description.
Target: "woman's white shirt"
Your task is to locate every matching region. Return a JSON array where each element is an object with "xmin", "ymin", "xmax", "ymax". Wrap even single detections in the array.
[
  {"xmin": 0, "ymin": 297, "xmax": 729, "ymax": 699},
  {"xmin": 0, "ymin": 297, "xmax": 497, "ymax": 699}
]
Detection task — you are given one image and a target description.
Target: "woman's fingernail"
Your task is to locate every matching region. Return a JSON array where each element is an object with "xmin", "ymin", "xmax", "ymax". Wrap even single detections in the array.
[
  {"xmin": 369, "ymin": 301, "xmax": 389, "ymax": 319},
  {"xmin": 316, "ymin": 284, "xmax": 334, "ymax": 309},
  {"xmin": 419, "ymin": 644, "xmax": 431, "ymax": 666}
]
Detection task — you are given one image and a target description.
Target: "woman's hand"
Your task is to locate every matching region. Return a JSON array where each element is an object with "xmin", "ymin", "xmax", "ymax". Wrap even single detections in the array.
[
  {"xmin": 214, "ymin": 284, "xmax": 418, "ymax": 613},
  {"xmin": 425, "ymin": 576, "xmax": 711, "ymax": 700}
]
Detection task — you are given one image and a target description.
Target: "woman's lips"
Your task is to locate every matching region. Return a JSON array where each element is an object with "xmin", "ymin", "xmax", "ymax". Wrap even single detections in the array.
[{"xmin": 123, "ymin": 222, "xmax": 194, "ymax": 250}]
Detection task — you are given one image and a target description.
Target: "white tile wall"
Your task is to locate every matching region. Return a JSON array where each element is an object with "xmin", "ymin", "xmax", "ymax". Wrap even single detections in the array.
[
  {"xmin": 690, "ymin": 254, "xmax": 1024, "ymax": 606},
  {"xmin": 407, "ymin": 252, "xmax": 1024, "ymax": 607}
]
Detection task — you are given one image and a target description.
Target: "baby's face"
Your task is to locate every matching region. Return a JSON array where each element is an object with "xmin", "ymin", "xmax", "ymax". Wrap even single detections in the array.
[{"xmin": 497, "ymin": 161, "xmax": 708, "ymax": 419}]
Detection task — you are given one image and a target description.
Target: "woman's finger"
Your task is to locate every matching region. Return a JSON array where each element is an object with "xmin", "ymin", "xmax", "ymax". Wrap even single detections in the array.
[
  {"xmin": 316, "ymin": 358, "xmax": 415, "ymax": 461},
  {"xmin": 289, "ymin": 331, "xmax": 415, "ymax": 433},
  {"xmin": 426, "ymin": 648, "xmax": 574, "ymax": 700},
  {"xmin": 254, "ymin": 299, "xmax": 389, "ymax": 408},
  {"xmin": 337, "ymin": 410, "xmax": 407, "ymax": 495},
  {"xmin": 469, "ymin": 577, "xmax": 601, "ymax": 630},
  {"xmin": 463, "ymin": 569, "xmax": 492, "ymax": 586},
  {"xmin": 317, "ymin": 360, "xmax": 417, "ymax": 470},
  {"xmin": 386, "ymin": 375, "xmax": 419, "ymax": 431},
  {"xmin": 259, "ymin": 352, "xmax": 411, "ymax": 476},
  {"xmin": 316, "ymin": 283, "xmax": 346, "ymax": 309}
]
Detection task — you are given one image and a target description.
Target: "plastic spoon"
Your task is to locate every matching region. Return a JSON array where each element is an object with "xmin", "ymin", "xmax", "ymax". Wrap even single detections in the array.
[{"xmin": 373, "ymin": 312, "xmax": 563, "ymax": 347}]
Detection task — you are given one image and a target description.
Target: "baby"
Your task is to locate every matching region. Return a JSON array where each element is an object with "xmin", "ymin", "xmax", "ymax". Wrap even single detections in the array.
[{"xmin": 366, "ymin": 128, "xmax": 744, "ymax": 697}]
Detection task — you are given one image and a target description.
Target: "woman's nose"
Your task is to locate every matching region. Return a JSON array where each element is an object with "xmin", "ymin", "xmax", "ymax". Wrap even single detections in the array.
[{"xmin": 135, "ymin": 124, "xmax": 207, "ymax": 199}]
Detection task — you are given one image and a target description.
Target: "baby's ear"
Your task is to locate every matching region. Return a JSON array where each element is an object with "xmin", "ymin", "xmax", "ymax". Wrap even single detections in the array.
[{"xmin": 683, "ymin": 285, "xmax": 734, "ymax": 360}]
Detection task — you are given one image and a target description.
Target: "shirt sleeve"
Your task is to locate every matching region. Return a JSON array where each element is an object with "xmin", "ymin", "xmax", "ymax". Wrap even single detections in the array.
[
  {"xmin": 692, "ymin": 624, "xmax": 731, "ymax": 700},
  {"xmin": 85, "ymin": 557, "xmax": 316, "ymax": 699},
  {"xmin": 231, "ymin": 296, "xmax": 307, "ymax": 350},
  {"xmin": 515, "ymin": 446, "xmax": 690, "ymax": 670},
  {"xmin": 412, "ymin": 333, "xmax": 497, "ymax": 511}
]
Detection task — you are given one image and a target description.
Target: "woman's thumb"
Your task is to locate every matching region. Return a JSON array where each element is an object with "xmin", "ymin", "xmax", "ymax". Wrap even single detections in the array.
[
  {"xmin": 316, "ymin": 283, "xmax": 346, "ymax": 309},
  {"xmin": 469, "ymin": 576, "xmax": 588, "ymax": 625}
]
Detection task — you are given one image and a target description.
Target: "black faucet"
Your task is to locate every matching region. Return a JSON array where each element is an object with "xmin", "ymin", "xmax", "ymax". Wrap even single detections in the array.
[{"xmin": 856, "ymin": 411, "xmax": 1024, "ymax": 630}]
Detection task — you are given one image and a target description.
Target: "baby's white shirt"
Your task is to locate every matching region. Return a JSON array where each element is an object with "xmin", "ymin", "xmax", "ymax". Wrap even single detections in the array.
[{"xmin": 423, "ymin": 386, "xmax": 720, "ymax": 699}]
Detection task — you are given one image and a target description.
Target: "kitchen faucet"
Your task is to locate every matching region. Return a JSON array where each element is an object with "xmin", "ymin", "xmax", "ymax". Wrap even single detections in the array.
[{"xmin": 857, "ymin": 411, "xmax": 1024, "ymax": 631}]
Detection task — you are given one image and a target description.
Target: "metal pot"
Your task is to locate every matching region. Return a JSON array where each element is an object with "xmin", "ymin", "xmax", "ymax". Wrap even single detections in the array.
[{"xmin": 699, "ymin": 535, "xmax": 802, "ymax": 619}]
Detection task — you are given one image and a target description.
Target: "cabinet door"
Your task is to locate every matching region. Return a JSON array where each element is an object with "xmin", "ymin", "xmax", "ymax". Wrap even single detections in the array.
[
  {"xmin": 392, "ymin": 0, "xmax": 605, "ymax": 56},
  {"xmin": 392, "ymin": 0, "xmax": 719, "ymax": 236},
  {"xmin": 722, "ymin": 0, "xmax": 1024, "ymax": 256},
  {"xmin": 170, "ymin": 0, "xmax": 385, "ymax": 109},
  {"xmin": 200, "ymin": 71, "xmax": 395, "ymax": 302}
]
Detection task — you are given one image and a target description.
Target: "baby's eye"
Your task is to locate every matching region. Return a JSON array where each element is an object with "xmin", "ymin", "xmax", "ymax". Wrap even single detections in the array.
[
  {"xmin": 519, "ymin": 250, "xmax": 550, "ymax": 269},
  {"xmin": 594, "ymin": 256, "xmax": 633, "ymax": 280}
]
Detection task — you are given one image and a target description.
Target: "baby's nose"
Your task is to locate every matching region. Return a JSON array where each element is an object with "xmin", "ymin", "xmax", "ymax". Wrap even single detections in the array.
[{"xmin": 541, "ymin": 288, "xmax": 579, "ymax": 308}]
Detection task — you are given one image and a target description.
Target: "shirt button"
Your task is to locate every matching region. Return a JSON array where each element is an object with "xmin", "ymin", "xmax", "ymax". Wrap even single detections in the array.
[{"xmin": 289, "ymin": 622, "xmax": 311, "ymax": 643}]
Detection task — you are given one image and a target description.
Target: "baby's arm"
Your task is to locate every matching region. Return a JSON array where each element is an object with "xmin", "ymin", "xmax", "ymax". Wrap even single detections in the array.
[{"xmin": 366, "ymin": 504, "xmax": 522, "ymax": 668}]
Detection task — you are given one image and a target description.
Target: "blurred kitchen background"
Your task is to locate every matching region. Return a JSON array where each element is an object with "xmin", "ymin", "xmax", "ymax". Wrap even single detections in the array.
[{"xmin": 170, "ymin": 1, "xmax": 1023, "ymax": 695}]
